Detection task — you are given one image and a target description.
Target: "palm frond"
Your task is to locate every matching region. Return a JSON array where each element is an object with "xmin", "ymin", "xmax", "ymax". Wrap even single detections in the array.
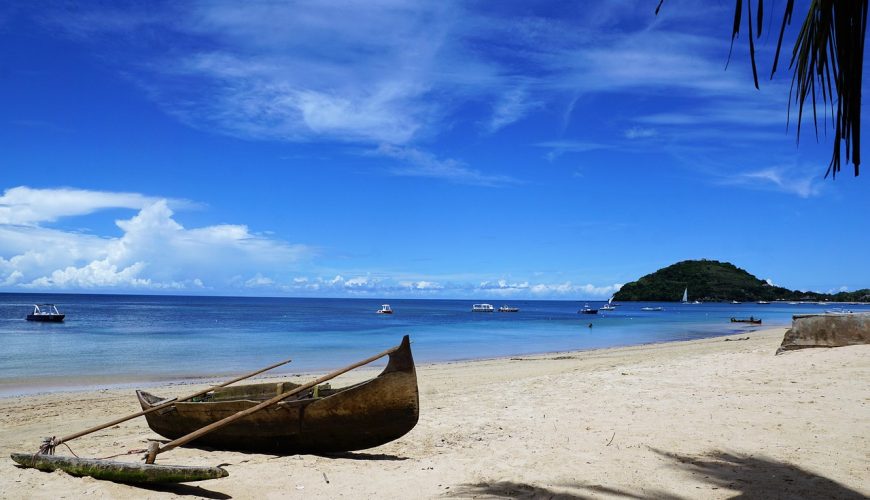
[{"xmin": 658, "ymin": 0, "xmax": 866, "ymax": 177}]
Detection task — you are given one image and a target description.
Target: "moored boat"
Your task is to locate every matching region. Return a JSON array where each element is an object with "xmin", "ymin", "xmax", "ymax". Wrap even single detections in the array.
[
  {"xmin": 25, "ymin": 304, "xmax": 65, "ymax": 322},
  {"xmin": 136, "ymin": 336, "xmax": 419, "ymax": 454},
  {"xmin": 498, "ymin": 305, "xmax": 519, "ymax": 312},
  {"xmin": 731, "ymin": 317, "xmax": 762, "ymax": 324},
  {"xmin": 472, "ymin": 304, "xmax": 494, "ymax": 312},
  {"xmin": 600, "ymin": 297, "xmax": 616, "ymax": 311},
  {"xmin": 579, "ymin": 304, "xmax": 598, "ymax": 314},
  {"xmin": 377, "ymin": 304, "xmax": 393, "ymax": 314}
]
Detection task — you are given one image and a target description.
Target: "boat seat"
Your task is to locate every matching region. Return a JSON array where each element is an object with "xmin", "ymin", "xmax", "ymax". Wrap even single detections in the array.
[{"xmin": 210, "ymin": 381, "xmax": 335, "ymax": 401}]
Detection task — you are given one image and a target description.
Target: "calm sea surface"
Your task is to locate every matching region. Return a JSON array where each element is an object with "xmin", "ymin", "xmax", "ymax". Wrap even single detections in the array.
[{"xmin": 1, "ymin": 293, "xmax": 866, "ymax": 396}]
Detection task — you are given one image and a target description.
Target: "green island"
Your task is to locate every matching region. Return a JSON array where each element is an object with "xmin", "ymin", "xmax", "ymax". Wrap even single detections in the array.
[{"xmin": 613, "ymin": 260, "xmax": 870, "ymax": 303}]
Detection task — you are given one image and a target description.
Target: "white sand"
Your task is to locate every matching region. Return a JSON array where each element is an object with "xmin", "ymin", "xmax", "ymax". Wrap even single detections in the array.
[{"xmin": 1, "ymin": 327, "xmax": 868, "ymax": 499}]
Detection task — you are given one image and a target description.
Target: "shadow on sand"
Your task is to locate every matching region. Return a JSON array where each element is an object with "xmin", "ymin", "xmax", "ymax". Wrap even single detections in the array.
[
  {"xmin": 449, "ymin": 449, "xmax": 866, "ymax": 499},
  {"xmin": 134, "ymin": 482, "xmax": 232, "ymax": 499},
  {"xmin": 317, "ymin": 451, "xmax": 408, "ymax": 461}
]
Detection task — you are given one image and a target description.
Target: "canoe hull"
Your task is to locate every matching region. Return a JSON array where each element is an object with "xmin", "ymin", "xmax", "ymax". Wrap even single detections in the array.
[
  {"xmin": 10, "ymin": 453, "xmax": 227, "ymax": 483},
  {"xmin": 137, "ymin": 336, "xmax": 419, "ymax": 454}
]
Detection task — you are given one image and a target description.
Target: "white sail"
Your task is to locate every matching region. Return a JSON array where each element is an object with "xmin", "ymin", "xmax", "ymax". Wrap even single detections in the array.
[{"xmin": 681, "ymin": 288, "xmax": 688, "ymax": 302}]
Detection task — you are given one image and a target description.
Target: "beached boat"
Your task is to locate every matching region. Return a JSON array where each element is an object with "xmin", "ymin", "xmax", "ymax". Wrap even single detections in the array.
[
  {"xmin": 498, "ymin": 305, "xmax": 519, "ymax": 312},
  {"xmin": 731, "ymin": 317, "xmax": 762, "ymax": 324},
  {"xmin": 579, "ymin": 304, "xmax": 598, "ymax": 314},
  {"xmin": 136, "ymin": 336, "xmax": 419, "ymax": 454},
  {"xmin": 377, "ymin": 304, "xmax": 393, "ymax": 314},
  {"xmin": 641, "ymin": 306, "xmax": 664, "ymax": 311},
  {"xmin": 25, "ymin": 304, "xmax": 65, "ymax": 322},
  {"xmin": 472, "ymin": 304, "xmax": 494, "ymax": 312}
]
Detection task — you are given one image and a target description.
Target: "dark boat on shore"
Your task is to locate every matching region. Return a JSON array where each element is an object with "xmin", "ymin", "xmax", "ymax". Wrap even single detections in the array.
[
  {"xmin": 136, "ymin": 336, "xmax": 419, "ymax": 454},
  {"xmin": 731, "ymin": 317, "xmax": 762, "ymax": 324},
  {"xmin": 25, "ymin": 304, "xmax": 65, "ymax": 322}
]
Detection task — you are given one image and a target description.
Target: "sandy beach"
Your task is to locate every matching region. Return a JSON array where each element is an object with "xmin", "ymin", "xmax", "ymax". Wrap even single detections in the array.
[{"xmin": 1, "ymin": 327, "xmax": 867, "ymax": 499}]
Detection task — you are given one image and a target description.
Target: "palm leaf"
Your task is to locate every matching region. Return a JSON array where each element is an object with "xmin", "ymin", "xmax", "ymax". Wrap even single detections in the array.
[{"xmin": 658, "ymin": 0, "xmax": 866, "ymax": 177}]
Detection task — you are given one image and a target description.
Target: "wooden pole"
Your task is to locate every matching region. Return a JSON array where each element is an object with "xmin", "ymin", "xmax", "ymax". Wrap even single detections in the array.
[
  {"xmin": 154, "ymin": 343, "xmax": 401, "ymax": 457},
  {"xmin": 52, "ymin": 356, "xmax": 294, "ymax": 448}
]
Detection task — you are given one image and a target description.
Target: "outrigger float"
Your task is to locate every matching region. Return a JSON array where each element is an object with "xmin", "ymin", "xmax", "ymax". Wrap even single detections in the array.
[{"xmin": 10, "ymin": 336, "xmax": 418, "ymax": 483}]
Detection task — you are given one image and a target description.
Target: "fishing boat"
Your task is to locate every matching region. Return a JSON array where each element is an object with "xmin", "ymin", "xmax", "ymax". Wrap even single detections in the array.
[
  {"xmin": 731, "ymin": 317, "xmax": 762, "ymax": 324},
  {"xmin": 498, "ymin": 305, "xmax": 519, "ymax": 312},
  {"xmin": 641, "ymin": 306, "xmax": 664, "ymax": 311},
  {"xmin": 600, "ymin": 297, "xmax": 616, "ymax": 311},
  {"xmin": 136, "ymin": 336, "xmax": 419, "ymax": 454},
  {"xmin": 472, "ymin": 304, "xmax": 494, "ymax": 312},
  {"xmin": 25, "ymin": 304, "xmax": 65, "ymax": 322},
  {"xmin": 579, "ymin": 304, "xmax": 598, "ymax": 314},
  {"xmin": 376, "ymin": 304, "xmax": 393, "ymax": 314}
]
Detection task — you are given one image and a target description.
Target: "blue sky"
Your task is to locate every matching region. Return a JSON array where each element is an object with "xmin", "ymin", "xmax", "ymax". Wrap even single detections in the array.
[{"xmin": 0, "ymin": 0, "xmax": 867, "ymax": 299}]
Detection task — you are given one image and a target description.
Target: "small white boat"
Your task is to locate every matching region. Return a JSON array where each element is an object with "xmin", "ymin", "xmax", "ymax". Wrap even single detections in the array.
[
  {"xmin": 498, "ymin": 305, "xmax": 519, "ymax": 313},
  {"xmin": 376, "ymin": 304, "xmax": 393, "ymax": 314},
  {"xmin": 681, "ymin": 288, "xmax": 688, "ymax": 303},
  {"xmin": 600, "ymin": 297, "xmax": 616, "ymax": 311},
  {"xmin": 731, "ymin": 300, "xmax": 742, "ymax": 304},
  {"xmin": 26, "ymin": 304, "xmax": 65, "ymax": 322},
  {"xmin": 757, "ymin": 301, "xmax": 770, "ymax": 305},
  {"xmin": 640, "ymin": 306, "xmax": 664, "ymax": 312},
  {"xmin": 472, "ymin": 304, "xmax": 494, "ymax": 312}
]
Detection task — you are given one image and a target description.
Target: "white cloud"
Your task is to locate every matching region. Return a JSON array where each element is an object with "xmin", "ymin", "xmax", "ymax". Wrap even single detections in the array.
[
  {"xmin": 376, "ymin": 144, "xmax": 519, "ymax": 187},
  {"xmin": 624, "ymin": 127, "xmax": 657, "ymax": 139},
  {"xmin": 724, "ymin": 166, "xmax": 823, "ymax": 198},
  {"xmin": 400, "ymin": 280, "xmax": 443, "ymax": 291},
  {"xmin": 0, "ymin": 186, "xmax": 191, "ymax": 225},
  {"xmin": 485, "ymin": 87, "xmax": 541, "ymax": 133},
  {"xmin": 0, "ymin": 189, "xmax": 311, "ymax": 291}
]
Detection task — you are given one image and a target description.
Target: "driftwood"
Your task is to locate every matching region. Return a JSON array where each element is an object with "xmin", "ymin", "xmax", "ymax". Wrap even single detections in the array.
[{"xmin": 10, "ymin": 453, "xmax": 227, "ymax": 483}]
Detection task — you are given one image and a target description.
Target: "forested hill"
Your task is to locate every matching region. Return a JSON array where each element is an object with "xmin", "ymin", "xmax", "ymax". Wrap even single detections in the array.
[{"xmin": 612, "ymin": 260, "xmax": 869, "ymax": 302}]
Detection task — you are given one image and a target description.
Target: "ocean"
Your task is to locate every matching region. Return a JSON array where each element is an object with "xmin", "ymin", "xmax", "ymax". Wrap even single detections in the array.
[{"xmin": 1, "ymin": 293, "xmax": 865, "ymax": 396}]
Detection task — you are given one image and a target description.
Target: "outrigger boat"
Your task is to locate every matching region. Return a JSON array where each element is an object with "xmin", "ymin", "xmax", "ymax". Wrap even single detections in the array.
[
  {"xmin": 137, "ymin": 336, "xmax": 418, "ymax": 453},
  {"xmin": 11, "ymin": 336, "xmax": 418, "ymax": 483}
]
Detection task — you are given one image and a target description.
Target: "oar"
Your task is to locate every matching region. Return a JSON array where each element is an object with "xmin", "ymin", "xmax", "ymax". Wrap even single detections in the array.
[
  {"xmin": 42, "ymin": 356, "xmax": 294, "ymax": 452},
  {"xmin": 145, "ymin": 342, "xmax": 402, "ymax": 463}
]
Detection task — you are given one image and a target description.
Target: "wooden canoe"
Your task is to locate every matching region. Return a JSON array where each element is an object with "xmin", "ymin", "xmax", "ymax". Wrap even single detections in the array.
[
  {"xmin": 10, "ymin": 453, "xmax": 227, "ymax": 483},
  {"xmin": 136, "ymin": 335, "xmax": 419, "ymax": 454}
]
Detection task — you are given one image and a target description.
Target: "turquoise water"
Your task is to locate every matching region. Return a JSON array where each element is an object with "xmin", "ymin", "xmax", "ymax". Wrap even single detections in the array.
[{"xmin": 1, "ymin": 293, "xmax": 865, "ymax": 396}]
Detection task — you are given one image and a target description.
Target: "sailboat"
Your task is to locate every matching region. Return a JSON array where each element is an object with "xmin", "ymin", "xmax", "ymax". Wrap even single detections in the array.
[
  {"xmin": 600, "ymin": 296, "xmax": 616, "ymax": 311},
  {"xmin": 681, "ymin": 288, "xmax": 688, "ymax": 303}
]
